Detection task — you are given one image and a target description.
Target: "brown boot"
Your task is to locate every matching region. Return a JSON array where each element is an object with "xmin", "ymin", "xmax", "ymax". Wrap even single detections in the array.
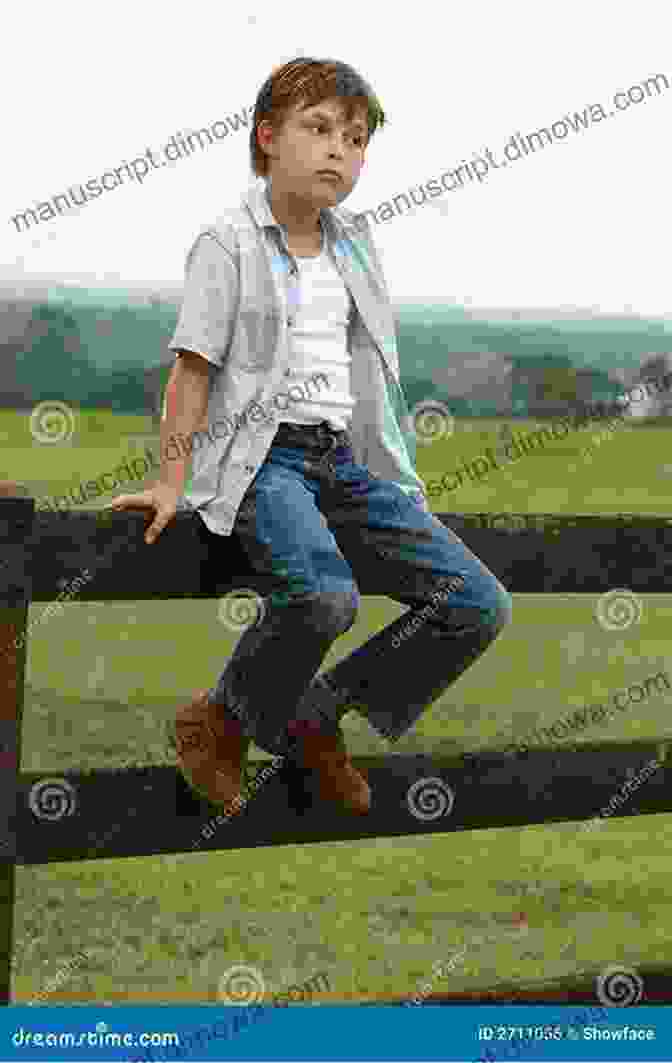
[
  {"xmin": 173, "ymin": 690, "xmax": 250, "ymax": 808},
  {"xmin": 286, "ymin": 718, "xmax": 371, "ymax": 814}
]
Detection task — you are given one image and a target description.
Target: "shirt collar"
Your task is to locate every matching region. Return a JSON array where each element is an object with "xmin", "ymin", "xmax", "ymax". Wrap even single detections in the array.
[{"xmin": 242, "ymin": 175, "xmax": 340, "ymax": 246}]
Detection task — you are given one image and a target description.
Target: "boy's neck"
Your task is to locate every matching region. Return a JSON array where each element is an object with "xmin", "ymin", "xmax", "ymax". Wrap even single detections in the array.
[{"xmin": 266, "ymin": 180, "xmax": 322, "ymax": 241}]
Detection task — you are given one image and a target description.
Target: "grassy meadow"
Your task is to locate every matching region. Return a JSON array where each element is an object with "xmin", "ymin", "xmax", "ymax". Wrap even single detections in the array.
[{"xmin": 5, "ymin": 406, "xmax": 672, "ymax": 1005}]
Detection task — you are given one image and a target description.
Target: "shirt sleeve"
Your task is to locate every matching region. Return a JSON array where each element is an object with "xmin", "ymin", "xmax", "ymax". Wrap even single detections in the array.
[{"xmin": 168, "ymin": 231, "xmax": 238, "ymax": 368}]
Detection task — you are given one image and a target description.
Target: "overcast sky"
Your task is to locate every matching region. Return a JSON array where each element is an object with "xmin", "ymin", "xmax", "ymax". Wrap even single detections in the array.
[{"xmin": 2, "ymin": 0, "xmax": 670, "ymax": 319}]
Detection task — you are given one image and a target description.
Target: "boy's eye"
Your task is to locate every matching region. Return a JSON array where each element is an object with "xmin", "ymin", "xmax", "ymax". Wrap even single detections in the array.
[{"xmin": 310, "ymin": 124, "xmax": 364, "ymax": 146}]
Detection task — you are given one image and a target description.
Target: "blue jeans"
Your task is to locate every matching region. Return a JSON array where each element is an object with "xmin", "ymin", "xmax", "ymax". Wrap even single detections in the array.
[{"xmin": 207, "ymin": 421, "xmax": 513, "ymax": 756}]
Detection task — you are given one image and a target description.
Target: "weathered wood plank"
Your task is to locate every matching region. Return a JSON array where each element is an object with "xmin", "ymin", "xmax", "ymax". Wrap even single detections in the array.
[
  {"xmin": 4, "ymin": 508, "xmax": 672, "ymax": 602},
  {"xmin": 14, "ymin": 740, "xmax": 670, "ymax": 865}
]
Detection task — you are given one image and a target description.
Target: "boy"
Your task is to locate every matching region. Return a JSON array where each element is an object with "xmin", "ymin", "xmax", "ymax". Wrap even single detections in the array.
[{"xmin": 108, "ymin": 57, "xmax": 513, "ymax": 816}]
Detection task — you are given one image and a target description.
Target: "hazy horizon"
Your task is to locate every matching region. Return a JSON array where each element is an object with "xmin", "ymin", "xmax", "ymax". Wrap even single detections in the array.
[{"xmin": 2, "ymin": 275, "xmax": 671, "ymax": 327}]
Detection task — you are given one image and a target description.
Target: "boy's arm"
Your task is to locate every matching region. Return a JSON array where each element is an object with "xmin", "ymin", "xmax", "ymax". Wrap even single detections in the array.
[
  {"xmin": 157, "ymin": 353, "xmax": 211, "ymax": 495},
  {"xmin": 160, "ymin": 229, "xmax": 239, "ymax": 492}
]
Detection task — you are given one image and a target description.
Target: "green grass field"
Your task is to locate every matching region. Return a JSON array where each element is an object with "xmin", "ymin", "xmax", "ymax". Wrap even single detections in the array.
[{"xmin": 6, "ymin": 407, "xmax": 672, "ymax": 1004}]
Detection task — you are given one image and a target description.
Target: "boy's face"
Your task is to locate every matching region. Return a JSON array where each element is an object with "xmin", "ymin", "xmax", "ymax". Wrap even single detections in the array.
[{"xmin": 259, "ymin": 96, "xmax": 368, "ymax": 207}]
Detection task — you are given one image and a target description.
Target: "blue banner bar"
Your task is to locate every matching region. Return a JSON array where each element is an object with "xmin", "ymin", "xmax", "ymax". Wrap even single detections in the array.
[{"xmin": 0, "ymin": 1005, "xmax": 669, "ymax": 1061}]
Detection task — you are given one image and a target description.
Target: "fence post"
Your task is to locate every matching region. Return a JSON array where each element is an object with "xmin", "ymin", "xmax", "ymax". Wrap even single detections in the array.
[{"xmin": 0, "ymin": 484, "xmax": 35, "ymax": 1006}]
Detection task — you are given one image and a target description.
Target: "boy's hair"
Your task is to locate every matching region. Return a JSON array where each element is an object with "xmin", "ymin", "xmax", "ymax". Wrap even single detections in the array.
[{"xmin": 250, "ymin": 57, "xmax": 386, "ymax": 177}]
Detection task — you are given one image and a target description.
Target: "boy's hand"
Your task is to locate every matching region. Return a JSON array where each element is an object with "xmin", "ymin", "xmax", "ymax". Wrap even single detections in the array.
[{"xmin": 104, "ymin": 484, "xmax": 181, "ymax": 544}]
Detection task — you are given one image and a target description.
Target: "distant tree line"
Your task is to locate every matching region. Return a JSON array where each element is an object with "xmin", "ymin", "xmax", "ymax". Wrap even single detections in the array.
[
  {"xmin": 0, "ymin": 302, "xmax": 170, "ymax": 416},
  {"xmin": 0, "ymin": 298, "xmax": 653, "ymax": 422}
]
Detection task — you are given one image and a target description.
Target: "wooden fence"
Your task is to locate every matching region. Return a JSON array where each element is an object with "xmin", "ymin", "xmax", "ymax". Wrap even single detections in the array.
[{"xmin": 3, "ymin": 489, "xmax": 672, "ymax": 1005}]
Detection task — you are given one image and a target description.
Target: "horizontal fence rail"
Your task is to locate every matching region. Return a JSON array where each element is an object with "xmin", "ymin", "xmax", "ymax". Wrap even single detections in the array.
[
  {"xmin": 372, "ymin": 962, "xmax": 672, "ymax": 1004},
  {"xmin": 13, "ymin": 739, "xmax": 672, "ymax": 865},
  {"xmin": 3, "ymin": 503, "xmax": 672, "ymax": 603},
  {"xmin": 3, "ymin": 491, "xmax": 672, "ymax": 1005}
]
